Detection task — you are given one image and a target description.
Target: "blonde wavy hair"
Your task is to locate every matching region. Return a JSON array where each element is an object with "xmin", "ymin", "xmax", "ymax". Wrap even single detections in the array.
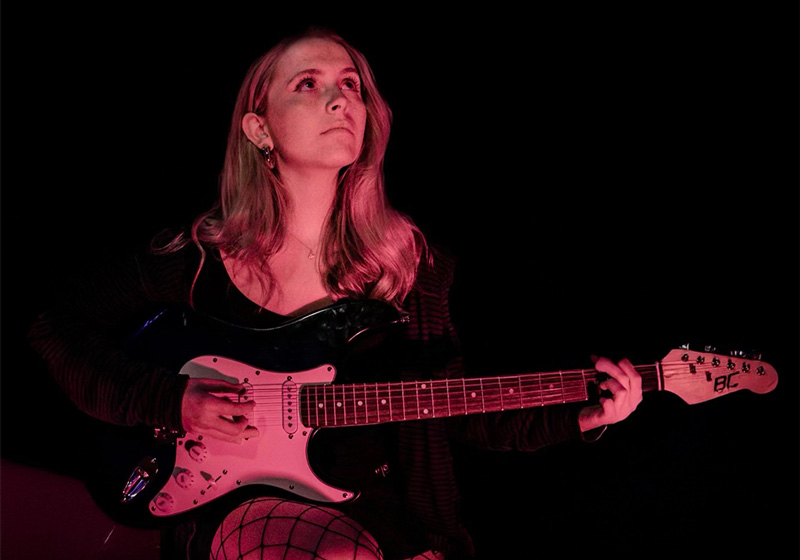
[{"xmin": 159, "ymin": 27, "xmax": 428, "ymax": 308}]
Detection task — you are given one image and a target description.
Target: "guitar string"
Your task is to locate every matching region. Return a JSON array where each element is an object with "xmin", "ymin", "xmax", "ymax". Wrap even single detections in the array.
[
  {"xmin": 227, "ymin": 359, "xmax": 760, "ymax": 426},
  {"xmin": 240, "ymin": 382, "xmax": 593, "ymax": 424},
  {"xmin": 197, "ymin": 358, "xmax": 763, "ymax": 432},
  {"xmin": 238, "ymin": 365, "xmax": 670, "ymax": 403},
  {"xmin": 241, "ymin": 377, "xmax": 596, "ymax": 427},
  {"xmin": 236, "ymin": 360, "xmax": 747, "ymax": 406},
  {"xmin": 238, "ymin": 361, "xmax": 708, "ymax": 388},
  {"xmin": 204, "ymin": 356, "xmax": 760, "ymax": 396}
]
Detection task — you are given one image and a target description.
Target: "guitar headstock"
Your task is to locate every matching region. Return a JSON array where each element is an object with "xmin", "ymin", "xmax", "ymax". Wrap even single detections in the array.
[{"xmin": 659, "ymin": 347, "xmax": 779, "ymax": 405}]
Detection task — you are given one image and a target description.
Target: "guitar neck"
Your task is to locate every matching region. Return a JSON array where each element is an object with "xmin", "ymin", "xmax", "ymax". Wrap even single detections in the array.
[{"xmin": 299, "ymin": 364, "xmax": 662, "ymax": 428}]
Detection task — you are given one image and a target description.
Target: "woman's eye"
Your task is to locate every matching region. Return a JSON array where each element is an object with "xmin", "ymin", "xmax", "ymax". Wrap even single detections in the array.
[
  {"xmin": 294, "ymin": 76, "xmax": 360, "ymax": 92},
  {"xmin": 296, "ymin": 78, "xmax": 315, "ymax": 91},
  {"xmin": 342, "ymin": 78, "xmax": 360, "ymax": 91}
]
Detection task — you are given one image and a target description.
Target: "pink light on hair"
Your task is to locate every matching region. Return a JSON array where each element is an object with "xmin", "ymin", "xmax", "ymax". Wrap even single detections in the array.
[{"xmin": 157, "ymin": 27, "xmax": 427, "ymax": 307}]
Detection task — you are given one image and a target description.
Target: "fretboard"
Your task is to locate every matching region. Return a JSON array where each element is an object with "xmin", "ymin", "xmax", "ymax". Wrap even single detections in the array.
[{"xmin": 299, "ymin": 364, "xmax": 661, "ymax": 428}]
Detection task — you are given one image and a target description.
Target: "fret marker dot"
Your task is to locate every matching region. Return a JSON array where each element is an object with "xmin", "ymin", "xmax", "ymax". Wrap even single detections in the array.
[
  {"xmin": 423, "ymin": 408, "xmax": 429, "ymax": 415},
  {"xmin": 381, "ymin": 399, "xmax": 387, "ymax": 405},
  {"xmin": 318, "ymin": 403, "xmax": 324, "ymax": 409},
  {"xmin": 421, "ymin": 383, "xmax": 427, "ymax": 389},
  {"xmin": 336, "ymin": 402, "xmax": 342, "ymax": 408},
  {"xmin": 357, "ymin": 400, "xmax": 363, "ymax": 406},
  {"xmin": 548, "ymin": 384, "xmax": 554, "ymax": 390},
  {"xmin": 508, "ymin": 389, "xmax": 515, "ymax": 394},
  {"xmin": 470, "ymin": 392, "xmax": 477, "ymax": 398}
]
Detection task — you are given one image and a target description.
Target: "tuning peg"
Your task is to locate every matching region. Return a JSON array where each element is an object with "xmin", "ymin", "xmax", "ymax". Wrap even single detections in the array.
[
  {"xmin": 730, "ymin": 349, "xmax": 762, "ymax": 360},
  {"xmin": 704, "ymin": 345, "xmax": 717, "ymax": 353}
]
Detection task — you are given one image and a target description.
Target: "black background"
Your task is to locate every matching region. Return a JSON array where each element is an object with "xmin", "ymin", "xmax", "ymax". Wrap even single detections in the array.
[{"xmin": 2, "ymin": 4, "xmax": 798, "ymax": 558}]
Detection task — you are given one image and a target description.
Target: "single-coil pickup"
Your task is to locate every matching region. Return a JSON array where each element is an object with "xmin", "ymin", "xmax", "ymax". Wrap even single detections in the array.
[{"xmin": 283, "ymin": 378, "xmax": 298, "ymax": 434}]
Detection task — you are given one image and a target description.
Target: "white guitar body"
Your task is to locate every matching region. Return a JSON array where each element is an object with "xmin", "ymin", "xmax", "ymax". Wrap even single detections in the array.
[{"xmin": 149, "ymin": 356, "xmax": 353, "ymax": 518}]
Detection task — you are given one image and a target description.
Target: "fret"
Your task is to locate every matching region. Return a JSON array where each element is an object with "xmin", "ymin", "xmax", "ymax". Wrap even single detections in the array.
[
  {"xmin": 343, "ymin": 384, "xmax": 356, "ymax": 424},
  {"xmin": 540, "ymin": 372, "xmax": 565, "ymax": 405},
  {"xmin": 327, "ymin": 384, "xmax": 336, "ymax": 425},
  {"xmin": 300, "ymin": 385, "xmax": 310, "ymax": 426},
  {"xmin": 384, "ymin": 382, "xmax": 394, "ymax": 421},
  {"xmin": 369, "ymin": 382, "xmax": 379, "ymax": 423},
  {"xmin": 316, "ymin": 384, "xmax": 323, "ymax": 425},
  {"xmin": 345, "ymin": 385, "xmax": 353, "ymax": 424},
  {"xmin": 322, "ymin": 384, "xmax": 332, "ymax": 426},
  {"xmin": 331, "ymin": 384, "xmax": 340, "ymax": 425},
  {"xmin": 365, "ymin": 383, "xmax": 378, "ymax": 425},
  {"xmin": 389, "ymin": 382, "xmax": 405, "ymax": 421},
  {"xmin": 330, "ymin": 384, "xmax": 341, "ymax": 425},
  {"xmin": 481, "ymin": 377, "xmax": 502, "ymax": 412},
  {"xmin": 400, "ymin": 381, "xmax": 407, "ymax": 421},
  {"xmin": 416, "ymin": 380, "xmax": 434, "ymax": 419},
  {"xmin": 346, "ymin": 384, "xmax": 354, "ymax": 424},
  {"xmin": 327, "ymin": 384, "xmax": 337, "ymax": 426},
  {"xmin": 313, "ymin": 384, "xmax": 325, "ymax": 426},
  {"xmin": 565, "ymin": 370, "xmax": 589, "ymax": 403},
  {"xmin": 376, "ymin": 382, "xmax": 391, "ymax": 423},
  {"xmin": 352, "ymin": 384, "xmax": 365, "ymax": 425},
  {"xmin": 582, "ymin": 370, "xmax": 593, "ymax": 399},
  {"xmin": 432, "ymin": 380, "xmax": 450, "ymax": 417},
  {"xmin": 445, "ymin": 380, "xmax": 453, "ymax": 417},
  {"xmin": 519, "ymin": 373, "xmax": 543, "ymax": 408},
  {"xmin": 346, "ymin": 384, "xmax": 356, "ymax": 424},
  {"xmin": 338, "ymin": 384, "xmax": 349, "ymax": 425},
  {"xmin": 464, "ymin": 379, "xmax": 484, "ymax": 414},
  {"xmin": 448, "ymin": 378, "xmax": 467, "ymax": 416},
  {"xmin": 499, "ymin": 376, "xmax": 523, "ymax": 411}
]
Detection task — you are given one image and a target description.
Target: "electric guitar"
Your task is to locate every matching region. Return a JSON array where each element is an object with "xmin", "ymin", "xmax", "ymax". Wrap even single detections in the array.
[{"xmin": 88, "ymin": 300, "xmax": 778, "ymax": 526}]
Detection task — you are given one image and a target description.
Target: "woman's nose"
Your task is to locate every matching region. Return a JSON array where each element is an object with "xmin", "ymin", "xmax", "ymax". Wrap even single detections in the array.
[{"xmin": 326, "ymin": 88, "xmax": 347, "ymax": 113}]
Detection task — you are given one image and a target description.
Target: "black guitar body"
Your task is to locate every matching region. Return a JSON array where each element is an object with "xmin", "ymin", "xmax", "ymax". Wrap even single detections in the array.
[{"xmin": 86, "ymin": 299, "xmax": 405, "ymax": 528}]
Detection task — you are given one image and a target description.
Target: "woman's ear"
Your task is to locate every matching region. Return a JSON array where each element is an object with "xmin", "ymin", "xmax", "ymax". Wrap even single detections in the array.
[{"xmin": 241, "ymin": 112, "xmax": 273, "ymax": 150}]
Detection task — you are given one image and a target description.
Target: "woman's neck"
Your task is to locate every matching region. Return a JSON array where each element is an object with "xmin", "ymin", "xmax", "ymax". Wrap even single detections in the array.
[{"xmin": 281, "ymin": 168, "xmax": 339, "ymax": 244}]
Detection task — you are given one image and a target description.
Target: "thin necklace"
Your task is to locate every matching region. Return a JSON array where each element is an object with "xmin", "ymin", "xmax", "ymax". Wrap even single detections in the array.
[{"xmin": 288, "ymin": 232, "xmax": 317, "ymax": 259}]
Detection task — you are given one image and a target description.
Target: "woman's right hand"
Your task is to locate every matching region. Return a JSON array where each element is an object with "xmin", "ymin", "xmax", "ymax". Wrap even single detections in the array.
[{"xmin": 181, "ymin": 378, "xmax": 260, "ymax": 443}]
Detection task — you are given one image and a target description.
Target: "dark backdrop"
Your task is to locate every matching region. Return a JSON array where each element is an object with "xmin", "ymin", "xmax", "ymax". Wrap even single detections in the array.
[{"xmin": 3, "ymin": 4, "xmax": 798, "ymax": 558}]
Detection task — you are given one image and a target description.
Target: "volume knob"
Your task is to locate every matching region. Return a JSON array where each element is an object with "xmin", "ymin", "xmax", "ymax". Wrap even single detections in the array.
[{"xmin": 185, "ymin": 440, "xmax": 208, "ymax": 463}]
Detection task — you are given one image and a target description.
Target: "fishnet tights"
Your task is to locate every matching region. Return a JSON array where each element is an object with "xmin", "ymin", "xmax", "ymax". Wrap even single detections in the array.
[{"xmin": 210, "ymin": 497, "xmax": 443, "ymax": 560}]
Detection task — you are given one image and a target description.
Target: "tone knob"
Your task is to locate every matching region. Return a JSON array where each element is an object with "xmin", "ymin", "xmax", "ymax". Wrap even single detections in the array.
[
  {"xmin": 151, "ymin": 492, "xmax": 174, "ymax": 513},
  {"xmin": 174, "ymin": 468, "xmax": 195, "ymax": 489}
]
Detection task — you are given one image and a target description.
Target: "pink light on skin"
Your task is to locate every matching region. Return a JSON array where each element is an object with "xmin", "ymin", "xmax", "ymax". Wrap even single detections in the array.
[
  {"xmin": 321, "ymin": 122, "xmax": 357, "ymax": 136},
  {"xmin": 259, "ymin": 39, "xmax": 367, "ymax": 175}
]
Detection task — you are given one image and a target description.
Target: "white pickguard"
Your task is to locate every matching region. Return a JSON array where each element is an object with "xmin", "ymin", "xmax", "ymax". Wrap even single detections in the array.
[{"xmin": 148, "ymin": 355, "xmax": 354, "ymax": 517}]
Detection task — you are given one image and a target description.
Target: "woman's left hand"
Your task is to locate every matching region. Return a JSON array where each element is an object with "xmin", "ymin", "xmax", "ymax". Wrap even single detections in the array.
[{"xmin": 578, "ymin": 356, "xmax": 643, "ymax": 432}]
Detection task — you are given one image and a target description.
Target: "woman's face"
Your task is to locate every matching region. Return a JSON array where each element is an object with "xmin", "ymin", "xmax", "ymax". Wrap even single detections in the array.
[{"xmin": 265, "ymin": 37, "xmax": 367, "ymax": 174}]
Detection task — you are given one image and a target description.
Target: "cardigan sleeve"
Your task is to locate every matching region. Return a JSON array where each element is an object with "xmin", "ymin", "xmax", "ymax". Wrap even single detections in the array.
[{"xmin": 27, "ymin": 245, "xmax": 195, "ymax": 431}]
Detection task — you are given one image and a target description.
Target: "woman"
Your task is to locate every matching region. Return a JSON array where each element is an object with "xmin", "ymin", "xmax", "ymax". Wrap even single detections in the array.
[{"xmin": 28, "ymin": 27, "xmax": 642, "ymax": 559}]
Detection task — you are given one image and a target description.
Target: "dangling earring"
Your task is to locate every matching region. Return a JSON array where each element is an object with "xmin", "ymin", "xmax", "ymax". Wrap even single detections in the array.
[{"xmin": 261, "ymin": 146, "xmax": 275, "ymax": 169}]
